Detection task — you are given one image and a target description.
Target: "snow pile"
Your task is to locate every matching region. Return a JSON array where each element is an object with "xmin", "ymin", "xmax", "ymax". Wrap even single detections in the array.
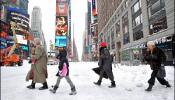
[{"xmin": 1, "ymin": 62, "xmax": 174, "ymax": 100}]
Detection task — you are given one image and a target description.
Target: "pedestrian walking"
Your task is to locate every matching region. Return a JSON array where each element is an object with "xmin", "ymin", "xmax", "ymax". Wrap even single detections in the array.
[
  {"xmin": 49, "ymin": 47, "xmax": 77, "ymax": 95},
  {"xmin": 144, "ymin": 41, "xmax": 171, "ymax": 91},
  {"xmin": 94, "ymin": 42, "xmax": 116, "ymax": 88},
  {"xmin": 26, "ymin": 38, "xmax": 48, "ymax": 90}
]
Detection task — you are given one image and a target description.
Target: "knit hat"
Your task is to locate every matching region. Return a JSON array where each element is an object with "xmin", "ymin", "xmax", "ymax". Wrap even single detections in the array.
[{"xmin": 100, "ymin": 42, "xmax": 107, "ymax": 47}]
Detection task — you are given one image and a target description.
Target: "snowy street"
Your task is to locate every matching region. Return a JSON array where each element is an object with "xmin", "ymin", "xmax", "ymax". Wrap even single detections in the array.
[{"xmin": 1, "ymin": 61, "xmax": 174, "ymax": 100}]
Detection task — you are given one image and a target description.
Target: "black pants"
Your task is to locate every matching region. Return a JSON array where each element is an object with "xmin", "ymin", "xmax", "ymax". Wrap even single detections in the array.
[
  {"xmin": 148, "ymin": 70, "xmax": 169, "ymax": 85},
  {"xmin": 99, "ymin": 68, "xmax": 114, "ymax": 82}
]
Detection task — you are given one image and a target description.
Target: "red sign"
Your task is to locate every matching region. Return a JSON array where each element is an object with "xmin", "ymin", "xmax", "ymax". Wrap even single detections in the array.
[{"xmin": 56, "ymin": 2, "xmax": 68, "ymax": 16}]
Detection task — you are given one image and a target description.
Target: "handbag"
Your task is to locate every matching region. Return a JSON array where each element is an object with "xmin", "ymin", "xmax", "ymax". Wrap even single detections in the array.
[{"xmin": 157, "ymin": 66, "xmax": 166, "ymax": 78}]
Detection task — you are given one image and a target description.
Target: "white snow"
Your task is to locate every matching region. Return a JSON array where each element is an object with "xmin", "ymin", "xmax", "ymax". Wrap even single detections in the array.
[{"xmin": 1, "ymin": 61, "xmax": 174, "ymax": 100}]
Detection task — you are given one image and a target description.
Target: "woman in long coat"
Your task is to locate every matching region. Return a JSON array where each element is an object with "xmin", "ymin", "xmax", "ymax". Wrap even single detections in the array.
[
  {"xmin": 26, "ymin": 38, "xmax": 48, "ymax": 90},
  {"xmin": 94, "ymin": 42, "xmax": 116, "ymax": 88}
]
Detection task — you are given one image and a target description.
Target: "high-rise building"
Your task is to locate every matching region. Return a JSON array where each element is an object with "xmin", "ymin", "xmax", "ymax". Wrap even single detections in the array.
[
  {"xmin": 31, "ymin": 6, "xmax": 42, "ymax": 34},
  {"xmin": 31, "ymin": 6, "xmax": 47, "ymax": 52},
  {"xmin": 97, "ymin": 0, "xmax": 174, "ymax": 65}
]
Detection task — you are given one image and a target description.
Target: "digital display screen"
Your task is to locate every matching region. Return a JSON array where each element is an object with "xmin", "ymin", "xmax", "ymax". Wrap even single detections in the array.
[
  {"xmin": 55, "ymin": 36, "xmax": 67, "ymax": 47},
  {"xmin": 16, "ymin": 34, "xmax": 27, "ymax": 45}
]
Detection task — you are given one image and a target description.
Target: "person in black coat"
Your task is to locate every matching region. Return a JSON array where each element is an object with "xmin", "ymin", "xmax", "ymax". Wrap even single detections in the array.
[
  {"xmin": 144, "ymin": 41, "xmax": 171, "ymax": 91},
  {"xmin": 50, "ymin": 47, "xmax": 77, "ymax": 95},
  {"xmin": 94, "ymin": 42, "xmax": 116, "ymax": 88}
]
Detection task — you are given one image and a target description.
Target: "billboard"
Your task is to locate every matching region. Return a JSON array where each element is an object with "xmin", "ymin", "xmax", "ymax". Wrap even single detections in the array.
[
  {"xmin": 55, "ymin": 36, "xmax": 67, "ymax": 47},
  {"xmin": 0, "ymin": 38, "xmax": 7, "ymax": 49},
  {"xmin": 92, "ymin": 0, "xmax": 97, "ymax": 16},
  {"xmin": 56, "ymin": 2, "xmax": 68, "ymax": 16},
  {"xmin": 55, "ymin": 16, "xmax": 68, "ymax": 36},
  {"xmin": 16, "ymin": 34, "xmax": 27, "ymax": 45},
  {"xmin": 7, "ymin": 7, "xmax": 30, "ymax": 34}
]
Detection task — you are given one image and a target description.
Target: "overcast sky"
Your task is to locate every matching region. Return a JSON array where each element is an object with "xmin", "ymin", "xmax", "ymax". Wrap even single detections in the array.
[{"xmin": 28, "ymin": 0, "xmax": 87, "ymax": 60}]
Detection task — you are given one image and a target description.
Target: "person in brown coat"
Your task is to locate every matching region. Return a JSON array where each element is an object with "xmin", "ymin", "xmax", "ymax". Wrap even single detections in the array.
[{"xmin": 26, "ymin": 38, "xmax": 48, "ymax": 90}]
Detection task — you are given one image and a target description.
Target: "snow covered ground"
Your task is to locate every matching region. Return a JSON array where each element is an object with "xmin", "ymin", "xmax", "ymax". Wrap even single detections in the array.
[{"xmin": 1, "ymin": 61, "xmax": 174, "ymax": 100}]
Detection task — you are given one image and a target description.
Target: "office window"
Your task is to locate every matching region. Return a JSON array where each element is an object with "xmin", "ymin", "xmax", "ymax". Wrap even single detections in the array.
[
  {"xmin": 115, "ymin": 21, "xmax": 120, "ymax": 37},
  {"xmin": 147, "ymin": 0, "xmax": 167, "ymax": 35}
]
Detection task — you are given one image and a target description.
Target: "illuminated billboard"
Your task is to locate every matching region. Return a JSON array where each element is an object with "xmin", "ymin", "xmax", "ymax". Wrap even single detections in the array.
[
  {"xmin": 7, "ymin": 7, "xmax": 30, "ymax": 34},
  {"xmin": 55, "ymin": 36, "xmax": 67, "ymax": 47},
  {"xmin": 92, "ymin": 0, "xmax": 97, "ymax": 16},
  {"xmin": 56, "ymin": 2, "xmax": 68, "ymax": 16},
  {"xmin": 55, "ymin": 16, "xmax": 68, "ymax": 36},
  {"xmin": 0, "ymin": 38, "xmax": 7, "ymax": 49},
  {"xmin": 16, "ymin": 34, "xmax": 27, "ymax": 45}
]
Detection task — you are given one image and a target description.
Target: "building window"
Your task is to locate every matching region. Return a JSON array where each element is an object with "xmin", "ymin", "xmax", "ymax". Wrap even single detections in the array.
[
  {"xmin": 123, "ymin": 33, "xmax": 130, "ymax": 45},
  {"xmin": 147, "ymin": 0, "xmax": 167, "ymax": 35},
  {"xmin": 115, "ymin": 21, "xmax": 120, "ymax": 37},
  {"xmin": 107, "ymin": 33, "xmax": 110, "ymax": 49},
  {"xmin": 132, "ymin": 0, "xmax": 141, "ymax": 13},
  {"xmin": 111, "ymin": 27, "xmax": 115, "ymax": 49},
  {"xmin": 122, "ymin": 13, "xmax": 130, "ymax": 45},
  {"xmin": 122, "ymin": 13, "xmax": 129, "ymax": 34},
  {"xmin": 132, "ymin": 14, "xmax": 142, "ymax": 27},
  {"xmin": 131, "ymin": 0, "xmax": 143, "ymax": 41},
  {"xmin": 133, "ymin": 28, "xmax": 143, "ymax": 41}
]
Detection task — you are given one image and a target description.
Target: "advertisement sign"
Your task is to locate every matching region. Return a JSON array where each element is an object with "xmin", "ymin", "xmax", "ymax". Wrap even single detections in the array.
[
  {"xmin": 92, "ymin": 0, "xmax": 97, "ymax": 16},
  {"xmin": 16, "ymin": 34, "xmax": 27, "ymax": 45},
  {"xmin": 0, "ymin": 38, "xmax": 7, "ymax": 49},
  {"xmin": 55, "ymin": 36, "xmax": 67, "ymax": 47},
  {"xmin": 7, "ymin": 7, "xmax": 29, "ymax": 34},
  {"xmin": 56, "ymin": 2, "xmax": 68, "ymax": 16},
  {"xmin": 19, "ymin": 44, "xmax": 29, "ymax": 51},
  {"xmin": 55, "ymin": 16, "xmax": 68, "ymax": 36},
  {"xmin": 56, "ymin": 0, "xmax": 67, "ymax": 3}
]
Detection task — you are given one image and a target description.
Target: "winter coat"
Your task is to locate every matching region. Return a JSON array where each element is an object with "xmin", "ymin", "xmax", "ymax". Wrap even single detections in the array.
[
  {"xmin": 144, "ymin": 47, "xmax": 166, "ymax": 71},
  {"xmin": 26, "ymin": 46, "xmax": 48, "ymax": 83},
  {"xmin": 56, "ymin": 49, "xmax": 69, "ymax": 76},
  {"xmin": 98, "ymin": 47, "xmax": 113, "ymax": 71}
]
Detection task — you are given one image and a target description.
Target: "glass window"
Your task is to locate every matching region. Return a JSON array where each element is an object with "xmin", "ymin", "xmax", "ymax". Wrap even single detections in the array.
[
  {"xmin": 148, "ymin": 0, "xmax": 167, "ymax": 35},
  {"xmin": 133, "ymin": 30, "xmax": 143, "ymax": 41},
  {"xmin": 115, "ymin": 21, "xmax": 120, "ymax": 37},
  {"xmin": 133, "ymin": 2, "xmax": 139, "ymax": 12},
  {"xmin": 125, "ymin": 0, "xmax": 129, "ymax": 8},
  {"xmin": 123, "ymin": 33, "xmax": 130, "ymax": 44},
  {"xmin": 111, "ymin": 27, "xmax": 115, "ymax": 49},
  {"xmin": 122, "ymin": 13, "xmax": 129, "ymax": 34},
  {"xmin": 132, "ymin": 14, "xmax": 142, "ymax": 27}
]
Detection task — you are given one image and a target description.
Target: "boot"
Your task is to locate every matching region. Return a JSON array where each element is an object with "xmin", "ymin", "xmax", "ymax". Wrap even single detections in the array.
[
  {"xmin": 69, "ymin": 86, "xmax": 77, "ymax": 95},
  {"xmin": 94, "ymin": 80, "xmax": 101, "ymax": 86},
  {"xmin": 27, "ymin": 81, "xmax": 35, "ymax": 89},
  {"xmin": 108, "ymin": 81, "xmax": 116, "ymax": 88},
  {"xmin": 166, "ymin": 83, "xmax": 171, "ymax": 88},
  {"xmin": 39, "ymin": 82, "xmax": 48, "ymax": 90},
  {"xmin": 145, "ymin": 84, "xmax": 153, "ymax": 91},
  {"xmin": 49, "ymin": 85, "xmax": 58, "ymax": 93}
]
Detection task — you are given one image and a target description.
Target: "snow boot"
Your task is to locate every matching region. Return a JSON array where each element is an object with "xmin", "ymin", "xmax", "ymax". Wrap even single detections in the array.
[
  {"xmin": 49, "ymin": 85, "xmax": 58, "ymax": 93},
  {"xmin": 145, "ymin": 84, "xmax": 153, "ymax": 91},
  {"xmin": 108, "ymin": 81, "xmax": 116, "ymax": 88},
  {"xmin": 94, "ymin": 80, "xmax": 101, "ymax": 86},
  {"xmin": 166, "ymin": 83, "xmax": 171, "ymax": 88},
  {"xmin": 27, "ymin": 82, "xmax": 35, "ymax": 89},
  {"xmin": 39, "ymin": 82, "xmax": 48, "ymax": 90},
  {"xmin": 69, "ymin": 86, "xmax": 77, "ymax": 95}
]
